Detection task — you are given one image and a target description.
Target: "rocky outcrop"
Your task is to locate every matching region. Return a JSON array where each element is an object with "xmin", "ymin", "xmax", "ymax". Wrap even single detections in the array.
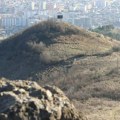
[{"xmin": 0, "ymin": 79, "xmax": 86, "ymax": 120}]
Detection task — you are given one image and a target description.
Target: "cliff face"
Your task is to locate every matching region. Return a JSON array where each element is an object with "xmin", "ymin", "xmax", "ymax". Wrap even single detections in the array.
[{"xmin": 0, "ymin": 79, "xmax": 86, "ymax": 120}]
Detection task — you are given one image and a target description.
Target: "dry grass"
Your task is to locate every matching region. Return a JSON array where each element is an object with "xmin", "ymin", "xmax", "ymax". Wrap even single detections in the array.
[
  {"xmin": 1, "ymin": 20, "xmax": 120, "ymax": 119},
  {"xmin": 38, "ymin": 52, "xmax": 120, "ymax": 120}
]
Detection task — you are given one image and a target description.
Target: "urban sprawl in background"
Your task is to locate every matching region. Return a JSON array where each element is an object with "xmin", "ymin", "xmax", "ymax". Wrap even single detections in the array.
[{"xmin": 0, "ymin": 0, "xmax": 120, "ymax": 39}]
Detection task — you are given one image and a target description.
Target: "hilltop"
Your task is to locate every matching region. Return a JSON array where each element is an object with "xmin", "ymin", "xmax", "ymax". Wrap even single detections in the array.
[{"xmin": 0, "ymin": 20, "xmax": 120, "ymax": 119}]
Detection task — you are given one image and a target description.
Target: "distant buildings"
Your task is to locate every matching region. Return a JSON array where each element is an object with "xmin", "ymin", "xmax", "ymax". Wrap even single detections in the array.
[
  {"xmin": 0, "ymin": 0, "xmax": 120, "ymax": 37},
  {"xmin": 95, "ymin": 0, "xmax": 107, "ymax": 8},
  {"xmin": 0, "ymin": 14, "xmax": 27, "ymax": 28},
  {"xmin": 74, "ymin": 17, "xmax": 92, "ymax": 28}
]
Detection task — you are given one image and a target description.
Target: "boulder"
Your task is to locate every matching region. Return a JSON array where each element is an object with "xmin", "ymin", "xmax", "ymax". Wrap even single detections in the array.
[{"xmin": 0, "ymin": 79, "xmax": 87, "ymax": 120}]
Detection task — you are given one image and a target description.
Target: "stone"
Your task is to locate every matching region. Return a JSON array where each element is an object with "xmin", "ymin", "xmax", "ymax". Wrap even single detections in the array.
[{"xmin": 0, "ymin": 79, "xmax": 87, "ymax": 120}]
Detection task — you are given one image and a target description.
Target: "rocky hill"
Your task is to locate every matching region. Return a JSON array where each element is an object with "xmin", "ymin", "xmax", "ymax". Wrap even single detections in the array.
[{"xmin": 0, "ymin": 79, "xmax": 86, "ymax": 120}]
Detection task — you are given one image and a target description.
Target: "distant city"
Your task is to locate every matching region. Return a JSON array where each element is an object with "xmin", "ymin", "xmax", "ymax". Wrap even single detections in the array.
[{"xmin": 0, "ymin": 0, "xmax": 120, "ymax": 38}]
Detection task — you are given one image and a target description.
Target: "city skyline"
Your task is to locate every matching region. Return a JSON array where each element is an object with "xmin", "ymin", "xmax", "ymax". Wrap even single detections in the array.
[{"xmin": 0, "ymin": 0, "xmax": 120, "ymax": 38}]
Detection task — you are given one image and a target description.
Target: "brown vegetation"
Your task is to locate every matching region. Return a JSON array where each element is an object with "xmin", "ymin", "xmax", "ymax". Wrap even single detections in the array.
[{"xmin": 0, "ymin": 20, "xmax": 120, "ymax": 119}]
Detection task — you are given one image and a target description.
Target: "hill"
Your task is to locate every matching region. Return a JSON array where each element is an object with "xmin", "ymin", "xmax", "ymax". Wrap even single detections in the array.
[
  {"xmin": 0, "ymin": 20, "xmax": 119, "ymax": 80},
  {"xmin": 0, "ymin": 20, "xmax": 120, "ymax": 119}
]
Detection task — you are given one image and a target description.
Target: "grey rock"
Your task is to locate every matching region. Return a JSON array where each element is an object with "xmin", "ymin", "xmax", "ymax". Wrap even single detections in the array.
[{"xmin": 0, "ymin": 80, "xmax": 87, "ymax": 120}]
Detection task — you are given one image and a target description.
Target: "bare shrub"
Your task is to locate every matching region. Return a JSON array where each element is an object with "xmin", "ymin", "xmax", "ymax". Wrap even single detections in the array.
[
  {"xmin": 28, "ymin": 41, "xmax": 46, "ymax": 53},
  {"xmin": 37, "ymin": 19, "xmax": 62, "ymax": 33},
  {"xmin": 40, "ymin": 50, "xmax": 53, "ymax": 64},
  {"xmin": 112, "ymin": 46, "xmax": 120, "ymax": 52}
]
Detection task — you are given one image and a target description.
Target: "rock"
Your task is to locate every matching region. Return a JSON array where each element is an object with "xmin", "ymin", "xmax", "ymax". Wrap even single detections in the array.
[{"xmin": 0, "ymin": 79, "xmax": 87, "ymax": 120}]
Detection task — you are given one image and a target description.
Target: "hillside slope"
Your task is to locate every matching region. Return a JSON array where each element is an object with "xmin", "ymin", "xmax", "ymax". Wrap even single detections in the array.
[
  {"xmin": 0, "ymin": 20, "xmax": 119, "ymax": 80},
  {"xmin": 0, "ymin": 20, "xmax": 120, "ymax": 119},
  {"xmin": 91, "ymin": 25, "xmax": 120, "ymax": 41}
]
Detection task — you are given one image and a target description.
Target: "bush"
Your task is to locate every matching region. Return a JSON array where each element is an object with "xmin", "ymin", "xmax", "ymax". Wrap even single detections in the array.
[
  {"xmin": 40, "ymin": 50, "xmax": 53, "ymax": 64},
  {"xmin": 112, "ymin": 46, "xmax": 120, "ymax": 52},
  {"xmin": 28, "ymin": 41, "xmax": 46, "ymax": 53}
]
